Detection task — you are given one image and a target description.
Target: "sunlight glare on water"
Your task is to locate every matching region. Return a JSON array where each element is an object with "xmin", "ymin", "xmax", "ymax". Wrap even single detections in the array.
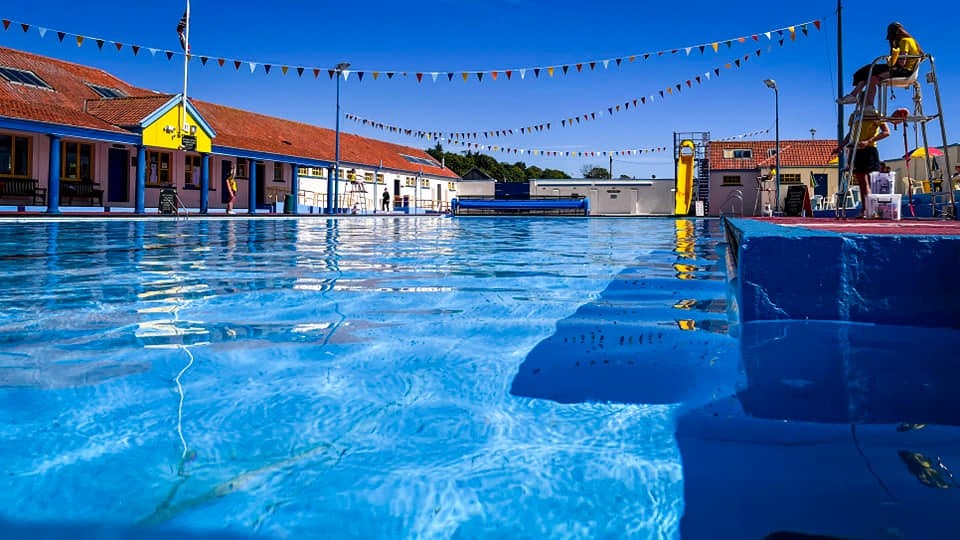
[{"xmin": 0, "ymin": 217, "xmax": 733, "ymax": 539}]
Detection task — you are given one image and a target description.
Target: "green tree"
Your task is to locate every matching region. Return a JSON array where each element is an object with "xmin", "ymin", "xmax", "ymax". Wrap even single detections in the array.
[
  {"xmin": 581, "ymin": 165, "xmax": 609, "ymax": 179},
  {"xmin": 541, "ymin": 168, "xmax": 570, "ymax": 179}
]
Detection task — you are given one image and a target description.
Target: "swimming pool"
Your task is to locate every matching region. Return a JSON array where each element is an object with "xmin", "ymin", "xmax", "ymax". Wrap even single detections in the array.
[
  {"xmin": 0, "ymin": 217, "xmax": 736, "ymax": 538},
  {"xmin": 6, "ymin": 217, "xmax": 959, "ymax": 539}
]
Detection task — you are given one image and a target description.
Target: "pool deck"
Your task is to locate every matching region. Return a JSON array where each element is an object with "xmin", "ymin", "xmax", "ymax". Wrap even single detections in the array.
[{"xmin": 723, "ymin": 217, "xmax": 960, "ymax": 328}]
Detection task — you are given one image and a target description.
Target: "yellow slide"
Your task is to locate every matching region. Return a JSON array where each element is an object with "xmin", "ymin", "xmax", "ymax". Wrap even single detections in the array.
[{"xmin": 675, "ymin": 139, "xmax": 695, "ymax": 215}]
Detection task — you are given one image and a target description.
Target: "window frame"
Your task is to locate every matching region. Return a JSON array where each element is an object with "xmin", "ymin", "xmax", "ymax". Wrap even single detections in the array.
[
  {"xmin": 0, "ymin": 66, "xmax": 53, "ymax": 90},
  {"xmin": 273, "ymin": 162, "xmax": 284, "ymax": 182},
  {"xmin": 61, "ymin": 141, "xmax": 95, "ymax": 181},
  {"xmin": 146, "ymin": 150, "xmax": 173, "ymax": 187},
  {"xmin": 780, "ymin": 173, "xmax": 802, "ymax": 184},
  {"xmin": 184, "ymin": 154, "xmax": 202, "ymax": 187},
  {"xmin": 0, "ymin": 133, "xmax": 32, "ymax": 178},
  {"xmin": 721, "ymin": 175, "xmax": 742, "ymax": 186}
]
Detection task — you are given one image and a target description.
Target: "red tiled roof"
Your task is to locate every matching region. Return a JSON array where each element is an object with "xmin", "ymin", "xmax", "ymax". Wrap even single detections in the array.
[
  {"xmin": 0, "ymin": 46, "xmax": 154, "ymax": 132},
  {"xmin": 0, "ymin": 45, "xmax": 459, "ymax": 178},
  {"xmin": 710, "ymin": 140, "xmax": 836, "ymax": 170},
  {"xmin": 84, "ymin": 95, "xmax": 173, "ymax": 127}
]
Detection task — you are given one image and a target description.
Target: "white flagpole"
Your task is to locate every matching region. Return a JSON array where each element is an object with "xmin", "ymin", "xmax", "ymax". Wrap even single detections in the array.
[{"xmin": 180, "ymin": 0, "xmax": 190, "ymax": 144}]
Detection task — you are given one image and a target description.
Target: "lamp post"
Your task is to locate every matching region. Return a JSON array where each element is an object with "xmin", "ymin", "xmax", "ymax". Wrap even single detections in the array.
[
  {"xmin": 332, "ymin": 61, "xmax": 350, "ymax": 214},
  {"xmin": 763, "ymin": 79, "xmax": 781, "ymax": 212}
]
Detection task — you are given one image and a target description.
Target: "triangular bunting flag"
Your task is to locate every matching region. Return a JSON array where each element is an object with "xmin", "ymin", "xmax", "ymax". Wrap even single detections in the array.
[
  {"xmin": 281, "ymin": 66, "xmax": 288, "ymax": 75},
  {"xmin": 249, "ymin": 62, "xmax": 258, "ymax": 73},
  {"xmin": 699, "ymin": 45, "xmax": 705, "ymax": 54},
  {"xmin": 58, "ymin": 31, "xmax": 66, "ymax": 42},
  {"xmin": 752, "ymin": 34, "xmax": 759, "ymax": 41},
  {"xmin": 685, "ymin": 47, "xmax": 691, "ymax": 56},
  {"xmin": 476, "ymin": 72, "xmax": 483, "ymax": 81},
  {"xmin": 1, "ymin": 20, "xmax": 9, "ymax": 31},
  {"xmin": 216, "ymin": 58, "xmax": 224, "ymax": 67},
  {"xmin": 148, "ymin": 48, "xmax": 158, "ymax": 56},
  {"xmin": 814, "ymin": 20, "xmax": 821, "ymax": 31},
  {"xmin": 534, "ymin": 68, "xmax": 541, "ymax": 78},
  {"xmin": 561, "ymin": 66, "xmax": 568, "ymax": 75},
  {"xmin": 711, "ymin": 42, "xmax": 718, "ymax": 53},
  {"xmin": 328, "ymin": 69, "xmax": 335, "ymax": 79},
  {"xmin": 714, "ymin": 68, "xmax": 720, "ymax": 76},
  {"xmin": 96, "ymin": 39, "xmax": 104, "ymax": 50},
  {"xmin": 76, "ymin": 35, "xmax": 84, "ymax": 47},
  {"xmin": 519, "ymin": 69, "xmax": 526, "ymax": 79},
  {"xmin": 387, "ymin": 72, "xmax": 396, "ymax": 79},
  {"xmin": 615, "ymin": 58, "xmax": 622, "ymax": 66},
  {"xmin": 167, "ymin": 51, "xmax": 175, "ymax": 61},
  {"xmin": 506, "ymin": 70, "xmax": 512, "ymax": 80},
  {"xmin": 201, "ymin": 56, "xmax": 208, "ymax": 66},
  {"xmin": 779, "ymin": 39, "xmax": 784, "ymax": 46},
  {"xmin": 430, "ymin": 72, "xmax": 438, "ymax": 83},
  {"xmin": 416, "ymin": 73, "xmax": 423, "ymax": 83},
  {"xmin": 114, "ymin": 42, "xmax": 123, "ymax": 51},
  {"xmin": 264, "ymin": 64, "xmax": 272, "ymax": 75},
  {"xmin": 491, "ymin": 71, "xmax": 498, "ymax": 81},
  {"xmin": 20, "ymin": 23, "xmax": 29, "ymax": 32},
  {"xmin": 738, "ymin": 37, "xmax": 746, "ymax": 43},
  {"xmin": 461, "ymin": 72, "xmax": 468, "ymax": 82},
  {"xmin": 801, "ymin": 24, "xmax": 808, "ymax": 36},
  {"xmin": 234, "ymin": 60, "xmax": 242, "ymax": 71},
  {"xmin": 765, "ymin": 32, "xmax": 772, "ymax": 40},
  {"xmin": 313, "ymin": 68, "xmax": 320, "ymax": 78},
  {"xmin": 446, "ymin": 72, "xmax": 453, "ymax": 81},
  {"xmin": 547, "ymin": 67, "xmax": 554, "ymax": 77},
  {"xmin": 38, "ymin": 28, "xmax": 48, "ymax": 38}
]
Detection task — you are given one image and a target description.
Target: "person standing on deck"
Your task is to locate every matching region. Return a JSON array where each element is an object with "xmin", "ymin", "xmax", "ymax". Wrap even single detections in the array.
[
  {"xmin": 382, "ymin": 190, "xmax": 391, "ymax": 212},
  {"xmin": 832, "ymin": 112, "xmax": 890, "ymax": 215},
  {"xmin": 226, "ymin": 167, "xmax": 238, "ymax": 214}
]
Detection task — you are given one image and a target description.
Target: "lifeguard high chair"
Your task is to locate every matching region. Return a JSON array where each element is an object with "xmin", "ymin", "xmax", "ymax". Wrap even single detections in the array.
[
  {"xmin": 839, "ymin": 53, "xmax": 954, "ymax": 219},
  {"xmin": 345, "ymin": 176, "xmax": 368, "ymax": 214}
]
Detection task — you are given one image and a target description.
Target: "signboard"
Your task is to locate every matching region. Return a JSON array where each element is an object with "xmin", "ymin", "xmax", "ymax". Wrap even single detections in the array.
[
  {"xmin": 181, "ymin": 135, "xmax": 197, "ymax": 151},
  {"xmin": 158, "ymin": 188, "xmax": 178, "ymax": 215},
  {"xmin": 783, "ymin": 185, "xmax": 812, "ymax": 217}
]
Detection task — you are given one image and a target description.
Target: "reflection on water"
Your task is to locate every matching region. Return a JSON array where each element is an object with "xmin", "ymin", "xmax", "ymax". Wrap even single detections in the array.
[
  {"xmin": 0, "ymin": 217, "xmax": 728, "ymax": 539},
  {"xmin": 678, "ymin": 320, "xmax": 960, "ymax": 539}
]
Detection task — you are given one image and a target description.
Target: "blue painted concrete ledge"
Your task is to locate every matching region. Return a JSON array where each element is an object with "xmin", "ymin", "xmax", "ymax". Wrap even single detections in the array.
[{"xmin": 723, "ymin": 218, "xmax": 960, "ymax": 329}]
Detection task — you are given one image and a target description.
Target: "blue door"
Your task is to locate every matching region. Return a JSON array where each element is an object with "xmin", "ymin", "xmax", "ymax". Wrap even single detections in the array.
[
  {"xmin": 813, "ymin": 174, "xmax": 828, "ymax": 198},
  {"xmin": 107, "ymin": 148, "xmax": 129, "ymax": 203}
]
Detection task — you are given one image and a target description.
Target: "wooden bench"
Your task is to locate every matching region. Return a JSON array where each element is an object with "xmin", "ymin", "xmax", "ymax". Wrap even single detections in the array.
[
  {"xmin": 0, "ymin": 178, "xmax": 47, "ymax": 205},
  {"xmin": 60, "ymin": 180, "xmax": 104, "ymax": 206}
]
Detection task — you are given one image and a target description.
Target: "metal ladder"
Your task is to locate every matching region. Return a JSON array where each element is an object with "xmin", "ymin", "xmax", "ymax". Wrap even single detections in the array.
[
  {"xmin": 839, "ymin": 53, "xmax": 954, "ymax": 219},
  {"xmin": 346, "ymin": 180, "xmax": 368, "ymax": 214}
]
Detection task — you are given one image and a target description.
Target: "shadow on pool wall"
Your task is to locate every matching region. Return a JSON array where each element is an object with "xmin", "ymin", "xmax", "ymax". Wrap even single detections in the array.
[{"xmin": 676, "ymin": 320, "xmax": 960, "ymax": 540}]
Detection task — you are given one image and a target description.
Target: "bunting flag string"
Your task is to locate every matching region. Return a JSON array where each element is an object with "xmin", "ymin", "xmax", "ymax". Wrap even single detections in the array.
[
  {"xmin": 342, "ymin": 35, "xmax": 803, "ymax": 142},
  {"xmin": 0, "ymin": 14, "xmax": 821, "ymax": 83},
  {"xmin": 438, "ymin": 137, "xmax": 670, "ymax": 158},
  {"xmin": 713, "ymin": 128, "xmax": 770, "ymax": 141}
]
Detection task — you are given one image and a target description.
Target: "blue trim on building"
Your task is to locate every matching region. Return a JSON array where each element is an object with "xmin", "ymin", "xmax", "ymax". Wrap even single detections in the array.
[
  {"xmin": 0, "ymin": 116, "xmax": 139, "ymax": 145},
  {"xmin": 138, "ymin": 95, "xmax": 217, "ymax": 138},
  {"xmin": 212, "ymin": 145, "xmax": 332, "ymax": 169}
]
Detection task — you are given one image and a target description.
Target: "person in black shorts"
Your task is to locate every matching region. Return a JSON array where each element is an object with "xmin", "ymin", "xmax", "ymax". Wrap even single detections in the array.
[{"xmin": 832, "ymin": 113, "xmax": 890, "ymax": 215}]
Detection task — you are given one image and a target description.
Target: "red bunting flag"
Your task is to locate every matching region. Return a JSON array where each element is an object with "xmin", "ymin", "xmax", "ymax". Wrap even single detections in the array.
[
  {"xmin": 1, "ymin": 20, "xmax": 9, "ymax": 30},
  {"xmin": 114, "ymin": 42, "xmax": 123, "ymax": 51},
  {"xmin": 814, "ymin": 20, "xmax": 821, "ymax": 30},
  {"xmin": 576, "ymin": 64, "xmax": 582, "ymax": 72},
  {"xmin": 416, "ymin": 73, "xmax": 423, "ymax": 83},
  {"xmin": 21, "ymin": 23, "xmax": 29, "ymax": 32},
  {"xmin": 313, "ymin": 68, "xmax": 320, "ymax": 78},
  {"xmin": 491, "ymin": 71, "xmax": 498, "ymax": 81},
  {"xmin": 506, "ymin": 70, "xmax": 512, "ymax": 80}
]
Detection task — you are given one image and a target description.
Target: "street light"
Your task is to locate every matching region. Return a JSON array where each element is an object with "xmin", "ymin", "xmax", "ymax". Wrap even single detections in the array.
[
  {"xmin": 763, "ymin": 79, "xmax": 781, "ymax": 213},
  {"xmin": 332, "ymin": 61, "xmax": 350, "ymax": 214}
]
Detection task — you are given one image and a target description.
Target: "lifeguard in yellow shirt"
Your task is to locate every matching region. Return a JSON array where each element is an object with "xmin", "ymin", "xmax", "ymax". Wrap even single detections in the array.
[{"xmin": 837, "ymin": 22, "xmax": 922, "ymax": 115}]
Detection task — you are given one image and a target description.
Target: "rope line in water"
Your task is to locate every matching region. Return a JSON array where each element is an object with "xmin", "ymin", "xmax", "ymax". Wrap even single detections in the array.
[{"xmin": 175, "ymin": 344, "xmax": 195, "ymax": 461}]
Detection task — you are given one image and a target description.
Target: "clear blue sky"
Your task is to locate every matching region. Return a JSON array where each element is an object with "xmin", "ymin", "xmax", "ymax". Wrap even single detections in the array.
[{"xmin": 1, "ymin": 0, "xmax": 954, "ymax": 178}]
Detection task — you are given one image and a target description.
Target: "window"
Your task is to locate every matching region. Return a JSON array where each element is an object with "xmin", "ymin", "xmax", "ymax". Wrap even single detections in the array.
[
  {"xmin": 298, "ymin": 166, "xmax": 310, "ymax": 177},
  {"xmin": 61, "ymin": 141, "xmax": 94, "ymax": 180},
  {"xmin": 236, "ymin": 159, "xmax": 248, "ymax": 178},
  {"xmin": 87, "ymin": 84, "xmax": 126, "ymax": 98},
  {"xmin": 376, "ymin": 173, "xmax": 385, "ymax": 184},
  {"xmin": 312, "ymin": 167, "xmax": 324, "ymax": 177},
  {"xmin": 0, "ymin": 134, "xmax": 31, "ymax": 177},
  {"xmin": 405, "ymin": 176, "xmax": 415, "ymax": 187},
  {"xmin": 399, "ymin": 153, "xmax": 439, "ymax": 167},
  {"xmin": 0, "ymin": 67, "xmax": 52, "ymax": 89},
  {"xmin": 780, "ymin": 173, "xmax": 801, "ymax": 184},
  {"xmin": 146, "ymin": 150, "xmax": 172, "ymax": 186},
  {"xmin": 767, "ymin": 148, "xmax": 778, "ymax": 157},
  {"xmin": 273, "ymin": 162, "xmax": 284, "ymax": 182},
  {"xmin": 185, "ymin": 155, "xmax": 201, "ymax": 186},
  {"xmin": 421, "ymin": 179, "xmax": 430, "ymax": 188},
  {"xmin": 363, "ymin": 172, "xmax": 374, "ymax": 183},
  {"xmin": 722, "ymin": 148, "xmax": 753, "ymax": 159},
  {"xmin": 448, "ymin": 182, "xmax": 457, "ymax": 191},
  {"xmin": 722, "ymin": 175, "xmax": 742, "ymax": 186}
]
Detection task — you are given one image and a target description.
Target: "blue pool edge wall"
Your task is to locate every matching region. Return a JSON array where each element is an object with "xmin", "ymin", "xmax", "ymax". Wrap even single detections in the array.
[{"xmin": 723, "ymin": 217, "xmax": 960, "ymax": 328}]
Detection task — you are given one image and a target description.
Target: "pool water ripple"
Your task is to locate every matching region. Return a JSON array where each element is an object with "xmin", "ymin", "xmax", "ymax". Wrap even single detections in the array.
[{"xmin": 0, "ymin": 217, "xmax": 730, "ymax": 539}]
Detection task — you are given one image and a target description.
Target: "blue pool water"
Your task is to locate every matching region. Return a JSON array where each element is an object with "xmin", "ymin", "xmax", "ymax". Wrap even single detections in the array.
[{"xmin": 2, "ymin": 217, "xmax": 959, "ymax": 540}]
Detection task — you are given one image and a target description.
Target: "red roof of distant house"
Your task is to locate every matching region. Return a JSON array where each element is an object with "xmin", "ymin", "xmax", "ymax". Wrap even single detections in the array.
[
  {"xmin": 710, "ymin": 140, "xmax": 836, "ymax": 170},
  {"xmin": 0, "ymin": 46, "xmax": 458, "ymax": 178}
]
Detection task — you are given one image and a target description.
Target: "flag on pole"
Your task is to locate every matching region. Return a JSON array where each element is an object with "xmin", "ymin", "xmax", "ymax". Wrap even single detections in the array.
[{"xmin": 177, "ymin": 11, "xmax": 187, "ymax": 50}]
